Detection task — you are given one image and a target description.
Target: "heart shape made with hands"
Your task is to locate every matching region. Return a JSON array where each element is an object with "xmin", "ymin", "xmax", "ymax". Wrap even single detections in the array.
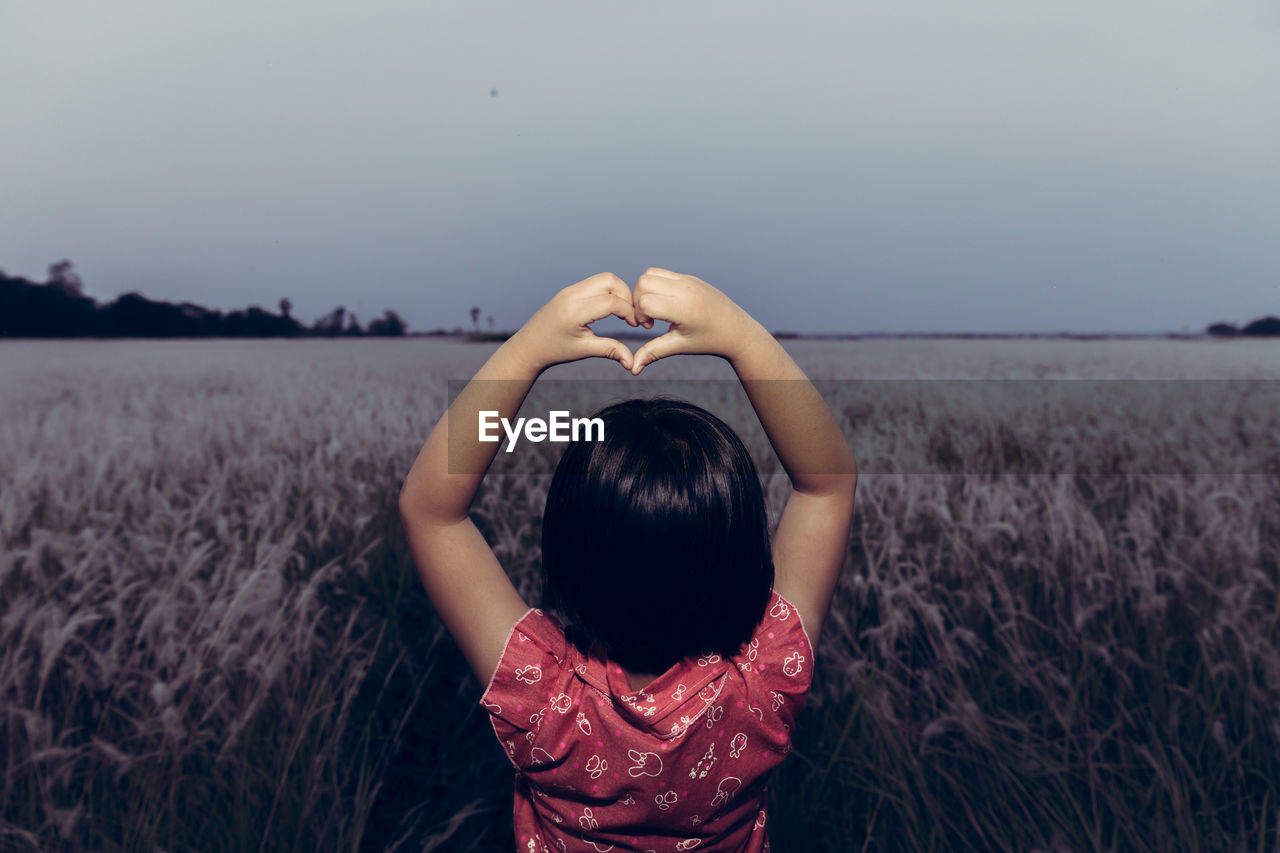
[{"xmin": 573, "ymin": 267, "xmax": 713, "ymax": 376}]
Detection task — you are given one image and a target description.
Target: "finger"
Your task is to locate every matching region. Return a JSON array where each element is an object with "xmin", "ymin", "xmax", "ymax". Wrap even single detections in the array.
[
  {"xmin": 641, "ymin": 267, "xmax": 682, "ymax": 280},
  {"xmin": 586, "ymin": 335, "xmax": 634, "ymax": 370},
  {"xmin": 630, "ymin": 331, "xmax": 683, "ymax": 375},
  {"xmin": 580, "ymin": 271, "xmax": 631, "ymax": 299},
  {"xmin": 632, "ymin": 290, "xmax": 654, "ymax": 330},
  {"xmin": 631, "ymin": 283, "xmax": 653, "ymax": 329},
  {"xmin": 580, "ymin": 291, "xmax": 638, "ymax": 327},
  {"xmin": 633, "ymin": 271, "xmax": 680, "ymax": 328},
  {"xmin": 633, "ymin": 290, "xmax": 676, "ymax": 328},
  {"xmin": 593, "ymin": 274, "xmax": 637, "ymax": 325},
  {"xmin": 633, "ymin": 296, "xmax": 653, "ymax": 330}
]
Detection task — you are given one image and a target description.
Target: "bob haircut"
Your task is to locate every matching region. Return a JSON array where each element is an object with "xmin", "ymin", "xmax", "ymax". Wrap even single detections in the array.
[{"xmin": 540, "ymin": 397, "xmax": 774, "ymax": 675}]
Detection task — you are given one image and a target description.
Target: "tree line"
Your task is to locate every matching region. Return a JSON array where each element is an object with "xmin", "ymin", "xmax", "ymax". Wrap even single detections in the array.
[
  {"xmin": 1206, "ymin": 317, "xmax": 1280, "ymax": 337},
  {"xmin": 0, "ymin": 261, "xmax": 408, "ymax": 338}
]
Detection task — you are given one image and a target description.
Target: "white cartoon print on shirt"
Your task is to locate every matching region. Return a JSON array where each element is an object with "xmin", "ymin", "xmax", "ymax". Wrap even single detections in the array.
[
  {"xmin": 689, "ymin": 742, "xmax": 717, "ymax": 780},
  {"xmin": 769, "ymin": 599, "xmax": 791, "ymax": 621},
  {"xmin": 576, "ymin": 711, "xmax": 592, "ymax": 735},
  {"xmin": 550, "ymin": 693, "xmax": 572, "ymax": 714},
  {"xmin": 619, "ymin": 693, "xmax": 657, "ymax": 717},
  {"xmin": 670, "ymin": 713, "xmax": 698, "ymax": 738},
  {"xmin": 483, "ymin": 699, "xmax": 502, "ymax": 714},
  {"xmin": 782, "ymin": 652, "xmax": 804, "ymax": 678},
  {"xmin": 697, "ymin": 653, "xmax": 721, "ymax": 667},
  {"xmin": 515, "ymin": 664, "xmax": 542, "ymax": 684},
  {"xmin": 698, "ymin": 681, "xmax": 723, "ymax": 705},
  {"xmin": 729, "ymin": 732, "xmax": 747, "ymax": 759},
  {"xmin": 675, "ymin": 839, "xmax": 702, "ymax": 850},
  {"xmin": 576, "ymin": 817, "xmax": 615, "ymax": 853},
  {"xmin": 704, "ymin": 704, "xmax": 724, "ymax": 729},
  {"xmin": 770, "ymin": 691, "xmax": 785, "ymax": 712},
  {"xmin": 627, "ymin": 749, "xmax": 663, "ymax": 777},
  {"xmin": 711, "ymin": 776, "xmax": 742, "ymax": 808},
  {"xmin": 585, "ymin": 754, "xmax": 607, "ymax": 779},
  {"xmin": 655, "ymin": 791, "xmax": 678, "ymax": 811},
  {"xmin": 672, "ymin": 683, "xmax": 687, "ymax": 701},
  {"xmin": 746, "ymin": 638, "xmax": 758, "ymax": 661},
  {"xmin": 530, "ymin": 747, "xmax": 555, "ymax": 766}
]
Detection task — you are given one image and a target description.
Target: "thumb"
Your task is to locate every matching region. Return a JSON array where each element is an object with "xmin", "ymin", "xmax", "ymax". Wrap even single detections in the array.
[
  {"xmin": 630, "ymin": 331, "xmax": 683, "ymax": 375},
  {"xmin": 587, "ymin": 335, "xmax": 635, "ymax": 371}
]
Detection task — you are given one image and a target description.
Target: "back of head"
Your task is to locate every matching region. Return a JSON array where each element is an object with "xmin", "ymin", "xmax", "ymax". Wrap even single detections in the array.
[{"xmin": 541, "ymin": 397, "xmax": 774, "ymax": 675}]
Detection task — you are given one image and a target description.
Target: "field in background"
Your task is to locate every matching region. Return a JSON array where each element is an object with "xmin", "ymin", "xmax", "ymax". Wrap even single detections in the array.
[{"xmin": 2, "ymin": 337, "xmax": 1279, "ymax": 852}]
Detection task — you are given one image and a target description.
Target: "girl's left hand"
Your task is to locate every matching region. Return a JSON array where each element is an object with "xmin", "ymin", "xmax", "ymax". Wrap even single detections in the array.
[{"xmin": 508, "ymin": 273, "xmax": 638, "ymax": 371}]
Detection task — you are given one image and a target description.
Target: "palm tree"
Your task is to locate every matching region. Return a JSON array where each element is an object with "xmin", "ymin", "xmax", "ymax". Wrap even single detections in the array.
[{"xmin": 470, "ymin": 306, "xmax": 481, "ymax": 333}]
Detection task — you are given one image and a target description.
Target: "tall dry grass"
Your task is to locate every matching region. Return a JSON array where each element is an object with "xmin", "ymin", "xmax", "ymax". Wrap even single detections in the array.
[{"xmin": 1, "ymin": 337, "xmax": 1278, "ymax": 851}]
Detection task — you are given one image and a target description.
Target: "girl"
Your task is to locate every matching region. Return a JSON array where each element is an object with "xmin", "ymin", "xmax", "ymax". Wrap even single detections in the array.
[{"xmin": 399, "ymin": 268, "xmax": 857, "ymax": 851}]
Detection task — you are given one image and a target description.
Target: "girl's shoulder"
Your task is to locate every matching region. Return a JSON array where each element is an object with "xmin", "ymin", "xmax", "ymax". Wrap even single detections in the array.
[
  {"xmin": 482, "ymin": 607, "xmax": 574, "ymax": 696},
  {"xmin": 742, "ymin": 589, "xmax": 814, "ymax": 667}
]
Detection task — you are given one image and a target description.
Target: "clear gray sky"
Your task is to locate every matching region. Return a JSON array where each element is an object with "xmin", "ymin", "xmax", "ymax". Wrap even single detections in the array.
[{"xmin": 3, "ymin": 1, "xmax": 1278, "ymax": 334}]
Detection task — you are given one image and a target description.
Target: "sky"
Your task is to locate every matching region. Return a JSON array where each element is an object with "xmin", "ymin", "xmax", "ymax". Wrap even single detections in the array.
[{"xmin": 3, "ymin": 0, "xmax": 1279, "ymax": 335}]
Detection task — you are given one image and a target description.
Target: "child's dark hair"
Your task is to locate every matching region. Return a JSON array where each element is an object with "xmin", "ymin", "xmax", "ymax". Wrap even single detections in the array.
[{"xmin": 541, "ymin": 397, "xmax": 774, "ymax": 675}]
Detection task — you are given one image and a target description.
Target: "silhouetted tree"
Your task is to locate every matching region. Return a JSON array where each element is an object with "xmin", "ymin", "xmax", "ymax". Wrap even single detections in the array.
[
  {"xmin": 367, "ymin": 310, "xmax": 407, "ymax": 336},
  {"xmin": 47, "ymin": 259, "xmax": 82, "ymax": 296},
  {"xmin": 101, "ymin": 292, "xmax": 181, "ymax": 337},
  {"xmin": 470, "ymin": 306, "xmax": 480, "ymax": 333},
  {"xmin": 313, "ymin": 306, "xmax": 347, "ymax": 337},
  {"xmin": 1, "ymin": 269, "xmax": 97, "ymax": 336},
  {"xmin": 1, "ymin": 263, "xmax": 402, "ymax": 339},
  {"xmin": 176, "ymin": 302, "xmax": 225, "ymax": 336},
  {"xmin": 1207, "ymin": 322, "xmax": 1239, "ymax": 336},
  {"xmin": 1241, "ymin": 316, "xmax": 1280, "ymax": 336}
]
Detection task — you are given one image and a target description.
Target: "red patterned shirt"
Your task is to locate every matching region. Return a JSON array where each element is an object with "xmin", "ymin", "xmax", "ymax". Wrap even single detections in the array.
[{"xmin": 481, "ymin": 590, "xmax": 814, "ymax": 852}]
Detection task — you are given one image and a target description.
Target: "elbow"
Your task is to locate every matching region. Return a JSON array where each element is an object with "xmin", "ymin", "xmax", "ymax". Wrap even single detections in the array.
[
  {"xmin": 398, "ymin": 481, "xmax": 466, "ymax": 528},
  {"xmin": 836, "ymin": 450, "xmax": 859, "ymax": 499},
  {"xmin": 795, "ymin": 453, "xmax": 858, "ymax": 502},
  {"xmin": 830, "ymin": 468, "xmax": 859, "ymax": 508}
]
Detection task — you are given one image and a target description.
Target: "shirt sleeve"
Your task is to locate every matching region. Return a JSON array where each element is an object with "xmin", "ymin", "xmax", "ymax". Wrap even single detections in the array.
[
  {"xmin": 748, "ymin": 590, "xmax": 815, "ymax": 737},
  {"xmin": 479, "ymin": 608, "xmax": 571, "ymax": 769}
]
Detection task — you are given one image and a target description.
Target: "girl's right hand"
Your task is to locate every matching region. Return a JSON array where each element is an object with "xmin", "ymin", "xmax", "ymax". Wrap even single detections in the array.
[
  {"xmin": 629, "ymin": 268, "xmax": 764, "ymax": 374},
  {"xmin": 507, "ymin": 272, "xmax": 639, "ymax": 372}
]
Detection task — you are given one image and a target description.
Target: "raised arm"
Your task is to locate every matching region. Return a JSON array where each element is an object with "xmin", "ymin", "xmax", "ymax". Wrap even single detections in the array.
[
  {"xmin": 630, "ymin": 268, "xmax": 857, "ymax": 640},
  {"xmin": 399, "ymin": 273, "xmax": 638, "ymax": 685}
]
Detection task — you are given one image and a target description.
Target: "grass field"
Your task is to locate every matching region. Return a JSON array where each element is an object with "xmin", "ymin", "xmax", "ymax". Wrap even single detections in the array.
[{"xmin": 2, "ymin": 337, "xmax": 1279, "ymax": 851}]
